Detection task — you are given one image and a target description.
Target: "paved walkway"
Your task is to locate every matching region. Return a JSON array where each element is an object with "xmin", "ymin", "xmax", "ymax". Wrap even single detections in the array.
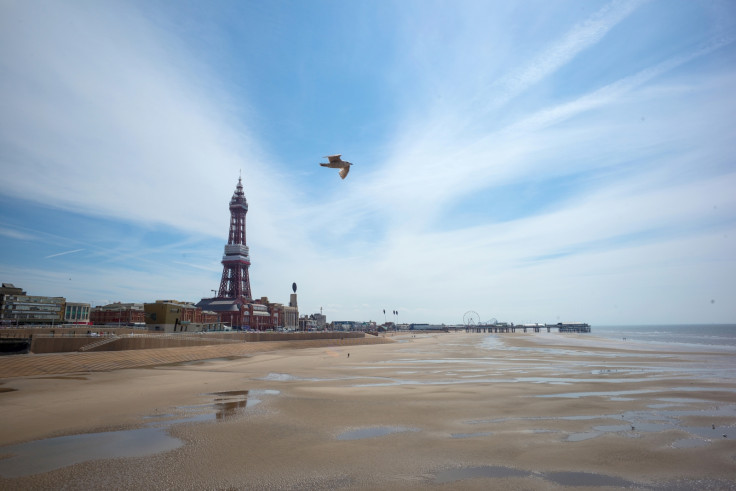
[{"xmin": 0, "ymin": 337, "xmax": 391, "ymax": 378}]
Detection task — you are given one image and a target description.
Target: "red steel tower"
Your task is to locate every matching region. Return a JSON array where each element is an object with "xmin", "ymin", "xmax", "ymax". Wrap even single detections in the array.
[{"xmin": 217, "ymin": 177, "xmax": 253, "ymax": 301}]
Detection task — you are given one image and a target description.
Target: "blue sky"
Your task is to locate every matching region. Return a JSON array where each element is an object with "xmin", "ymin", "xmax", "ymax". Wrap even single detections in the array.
[{"xmin": 1, "ymin": 0, "xmax": 734, "ymax": 326}]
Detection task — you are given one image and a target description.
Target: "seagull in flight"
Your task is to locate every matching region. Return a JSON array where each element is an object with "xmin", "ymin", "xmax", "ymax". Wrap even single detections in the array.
[{"xmin": 320, "ymin": 154, "xmax": 353, "ymax": 179}]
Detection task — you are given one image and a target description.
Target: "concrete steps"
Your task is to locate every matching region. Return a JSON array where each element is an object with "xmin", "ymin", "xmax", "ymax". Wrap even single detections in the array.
[{"xmin": 78, "ymin": 336, "xmax": 119, "ymax": 352}]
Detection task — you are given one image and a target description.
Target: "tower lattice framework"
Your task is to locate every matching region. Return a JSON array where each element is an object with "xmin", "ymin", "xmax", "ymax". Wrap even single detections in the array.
[{"xmin": 217, "ymin": 177, "xmax": 253, "ymax": 301}]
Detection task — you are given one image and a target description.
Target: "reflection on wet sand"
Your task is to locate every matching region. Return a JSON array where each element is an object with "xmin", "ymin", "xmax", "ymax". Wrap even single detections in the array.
[
  {"xmin": 212, "ymin": 390, "xmax": 249, "ymax": 420},
  {"xmin": 0, "ymin": 388, "xmax": 280, "ymax": 478}
]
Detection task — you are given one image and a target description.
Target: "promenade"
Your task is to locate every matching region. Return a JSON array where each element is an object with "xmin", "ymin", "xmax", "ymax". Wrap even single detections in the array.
[{"xmin": 0, "ymin": 336, "xmax": 391, "ymax": 378}]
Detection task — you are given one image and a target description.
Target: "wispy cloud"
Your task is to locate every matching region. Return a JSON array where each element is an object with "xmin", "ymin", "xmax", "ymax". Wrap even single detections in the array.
[
  {"xmin": 491, "ymin": 0, "xmax": 647, "ymax": 108},
  {"xmin": 0, "ymin": 227, "xmax": 36, "ymax": 241},
  {"xmin": 44, "ymin": 249, "xmax": 85, "ymax": 259},
  {"xmin": 507, "ymin": 34, "xmax": 736, "ymax": 136},
  {"xmin": 0, "ymin": 1, "xmax": 284, "ymax": 240}
]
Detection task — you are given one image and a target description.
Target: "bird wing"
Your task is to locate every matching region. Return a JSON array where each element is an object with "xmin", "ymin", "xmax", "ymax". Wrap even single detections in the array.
[
  {"xmin": 325, "ymin": 154, "xmax": 342, "ymax": 163},
  {"xmin": 320, "ymin": 162, "xmax": 341, "ymax": 168},
  {"xmin": 339, "ymin": 165, "xmax": 350, "ymax": 179}
]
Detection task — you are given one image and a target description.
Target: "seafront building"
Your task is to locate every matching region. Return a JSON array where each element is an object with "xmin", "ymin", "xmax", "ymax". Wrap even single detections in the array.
[
  {"xmin": 144, "ymin": 300, "xmax": 220, "ymax": 332},
  {"xmin": 63, "ymin": 302, "xmax": 91, "ymax": 325},
  {"xmin": 299, "ymin": 316, "xmax": 319, "ymax": 331},
  {"xmin": 299, "ymin": 312, "xmax": 327, "ymax": 331},
  {"xmin": 332, "ymin": 320, "xmax": 376, "ymax": 331},
  {"xmin": 90, "ymin": 302, "xmax": 145, "ymax": 326},
  {"xmin": 0, "ymin": 283, "xmax": 66, "ymax": 326},
  {"xmin": 269, "ymin": 300, "xmax": 299, "ymax": 330},
  {"xmin": 1, "ymin": 295, "xmax": 65, "ymax": 326},
  {"xmin": 1, "ymin": 283, "xmax": 91, "ymax": 326}
]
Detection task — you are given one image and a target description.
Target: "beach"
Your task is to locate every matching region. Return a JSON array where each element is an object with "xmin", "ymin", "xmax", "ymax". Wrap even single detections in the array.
[{"xmin": 1, "ymin": 331, "xmax": 735, "ymax": 490}]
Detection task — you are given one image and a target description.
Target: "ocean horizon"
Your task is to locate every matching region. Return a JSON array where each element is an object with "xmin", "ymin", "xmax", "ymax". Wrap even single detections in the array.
[{"xmin": 592, "ymin": 323, "xmax": 736, "ymax": 350}]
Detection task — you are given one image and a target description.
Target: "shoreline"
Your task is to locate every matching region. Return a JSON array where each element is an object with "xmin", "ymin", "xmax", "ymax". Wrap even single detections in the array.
[{"xmin": 1, "ymin": 332, "xmax": 735, "ymax": 489}]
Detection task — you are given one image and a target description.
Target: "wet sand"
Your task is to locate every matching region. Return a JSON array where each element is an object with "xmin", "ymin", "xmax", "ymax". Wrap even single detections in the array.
[{"xmin": 1, "ymin": 332, "xmax": 735, "ymax": 489}]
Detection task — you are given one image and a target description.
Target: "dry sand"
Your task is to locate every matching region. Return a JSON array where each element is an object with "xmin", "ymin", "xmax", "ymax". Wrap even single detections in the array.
[{"xmin": 1, "ymin": 332, "xmax": 735, "ymax": 490}]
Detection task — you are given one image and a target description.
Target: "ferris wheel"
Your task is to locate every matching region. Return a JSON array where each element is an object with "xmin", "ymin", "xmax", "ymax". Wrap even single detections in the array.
[{"xmin": 463, "ymin": 311, "xmax": 480, "ymax": 326}]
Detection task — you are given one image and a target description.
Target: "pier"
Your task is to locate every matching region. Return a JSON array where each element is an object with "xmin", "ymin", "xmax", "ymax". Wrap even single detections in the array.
[
  {"xmin": 555, "ymin": 322, "xmax": 591, "ymax": 333},
  {"xmin": 463, "ymin": 322, "xmax": 591, "ymax": 334}
]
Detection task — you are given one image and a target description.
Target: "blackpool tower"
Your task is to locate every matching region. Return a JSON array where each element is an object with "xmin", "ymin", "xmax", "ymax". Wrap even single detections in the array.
[{"xmin": 217, "ymin": 177, "xmax": 253, "ymax": 301}]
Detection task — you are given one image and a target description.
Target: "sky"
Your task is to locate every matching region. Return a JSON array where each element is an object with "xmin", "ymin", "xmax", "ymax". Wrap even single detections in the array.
[{"xmin": 1, "ymin": 0, "xmax": 735, "ymax": 326}]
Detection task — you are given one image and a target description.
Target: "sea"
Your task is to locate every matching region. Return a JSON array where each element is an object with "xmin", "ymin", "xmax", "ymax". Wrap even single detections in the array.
[{"xmin": 591, "ymin": 324, "xmax": 736, "ymax": 353}]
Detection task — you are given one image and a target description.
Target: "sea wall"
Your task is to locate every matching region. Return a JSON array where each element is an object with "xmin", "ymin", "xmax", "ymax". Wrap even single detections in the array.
[{"xmin": 20, "ymin": 330, "xmax": 368, "ymax": 353}]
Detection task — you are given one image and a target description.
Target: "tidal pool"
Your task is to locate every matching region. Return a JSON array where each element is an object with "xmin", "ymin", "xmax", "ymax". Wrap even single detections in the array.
[
  {"xmin": 464, "ymin": 404, "xmax": 736, "ymax": 445},
  {"xmin": 0, "ymin": 388, "xmax": 279, "ymax": 478},
  {"xmin": 451, "ymin": 431, "xmax": 494, "ymax": 439},
  {"xmin": 0, "ymin": 427, "xmax": 182, "ymax": 478},
  {"xmin": 434, "ymin": 465, "xmax": 529, "ymax": 483},
  {"xmin": 433, "ymin": 465, "xmax": 641, "ymax": 487},
  {"xmin": 336, "ymin": 426, "xmax": 419, "ymax": 440}
]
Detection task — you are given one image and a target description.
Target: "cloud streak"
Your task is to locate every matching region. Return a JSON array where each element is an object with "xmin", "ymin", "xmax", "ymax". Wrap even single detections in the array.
[
  {"xmin": 44, "ymin": 249, "xmax": 85, "ymax": 260},
  {"xmin": 491, "ymin": 0, "xmax": 647, "ymax": 108},
  {"xmin": 0, "ymin": 227, "xmax": 36, "ymax": 241},
  {"xmin": 0, "ymin": 1, "xmax": 283, "ymax": 239}
]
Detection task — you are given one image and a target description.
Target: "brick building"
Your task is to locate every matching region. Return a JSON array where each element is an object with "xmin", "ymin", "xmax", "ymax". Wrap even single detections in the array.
[{"xmin": 90, "ymin": 303, "xmax": 145, "ymax": 326}]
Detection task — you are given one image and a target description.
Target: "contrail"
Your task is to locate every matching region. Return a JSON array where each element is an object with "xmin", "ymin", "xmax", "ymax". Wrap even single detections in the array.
[
  {"xmin": 490, "ymin": 0, "xmax": 647, "ymax": 108},
  {"xmin": 45, "ymin": 249, "xmax": 84, "ymax": 259}
]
